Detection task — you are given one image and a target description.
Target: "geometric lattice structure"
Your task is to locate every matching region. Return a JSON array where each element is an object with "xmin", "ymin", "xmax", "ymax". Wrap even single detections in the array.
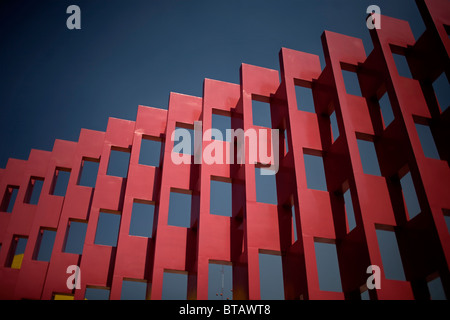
[{"xmin": 0, "ymin": 0, "xmax": 448, "ymax": 300}]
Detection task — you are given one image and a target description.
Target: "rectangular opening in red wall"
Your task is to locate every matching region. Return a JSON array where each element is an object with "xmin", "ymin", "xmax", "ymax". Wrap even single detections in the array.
[
  {"xmin": 168, "ymin": 188, "xmax": 192, "ymax": 228},
  {"xmin": 399, "ymin": 169, "xmax": 421, "ymax": 220},
  {"xmin": 432, "ymin": 71, "xmax": 450, "ymax": 112},
  {"xmin": 208, "ymin": 260, "xmax": 233, "ymax": 300},
  {"xmin": 343, "ymin": 184, "xmax": 356, "ymax": 233},
  {"xmin": 443, "ymin": 209, "xmax": 450, "ymax": 235},
  {"xmin": 259, "ymin": 250, "xmax": 285, "ymax": 300},
  {"xmin": 375, "ymin": 225, "xmax": 406, "ymax": 281},
  {"xmin": 377, "ymin": 88, "xmax": 395, "ymax": 128},
  {"xmin": 294, "ymin": 79, "xmax": 315, "ymax": 113},
  {"xmin": 314, "ymin": 238, "xmax": 342, "ymax": 292},
  {"xmin": 255, "ymin": 165, "xmax": 278, "ymax": 205},
  {"xmin": 6, "ymin": 235, "xmax": 28, "ymax": 269},
  {"xmin": 341, "ymin": 62, "xmax": 362, "ymax": 97},
  {"xmin": 107, "ymin": 147, "xmax": 130, "ymax": 178},
  {"xmin": 356, "ymin": 134, "xmax": 381, "ymax": 176},
  {"xmin": 426, "ymin": 273, "xmax": 447, "ymax": 300},
  {"xmin": 162, "ymin": 270, "xmax": 188, "ymax": 300},
  {"xmin": 78, "ymin": 157, "xmax": 100, "ymax": 188},
  {"xmin": 63, "ymin": 219, "xmax": 88, "ymax": 255},
  {"xmin": 413, "ymin": 117, "xmax": 441, "ymax": 160},
  {"xmin": 390, "ymin": 45, "xmax": 413, "ymax": 79},
  {"xmin": 291, "ymin": 204, "xmax": 298, "ymax": 242},
  {"xmin": 33, "ymin": 228, "xmax": 56, "ymax": 262},
  {"xmin": 303, "ymin": 149, "xmax": 327, "ymax": 191},
  {"xmin": 252, "ymin": 95, "xmax": 272, "ymax": 128},
  {"xmin": 212, "ymin": 110, "xmax": 232, "ymax": 142},
  {"xmin": 85, "ymin": 286, "xmax": 111, "ymax": 300},
  {"xmin": 94, "ymin": 209, "xmax": 121, "ymax": 247},
  {"xmin": 50, "ymin": 167, "xmax": 71, "ymax": 197},
  {"xmin": 329, "ymin": 108, "xmax": 340, "ymax": 143},
  {"xmin": 173, "ymin": 122, "xmax": 195, "ymax": 156},
  {"xmin": 121, "ymin": 278, "xmax": 149, "ymax": 300},
  {"xmin": 210, "ymin": 176, "xmax": 232, "ymax": 217},
  {"xmin": 1, "ymin": 185, "xmax": 19, "ymax": 212},
  {"xmin": 24, "ymin": 177, "xmax": 44, "ymax": 205},
  {"xmin": 139, "ymin": 135, "xmax": 163, "ymax": 167},
  {"xmin": 129, "ymin": 200, "xmax": 155, "ymax": 238}
]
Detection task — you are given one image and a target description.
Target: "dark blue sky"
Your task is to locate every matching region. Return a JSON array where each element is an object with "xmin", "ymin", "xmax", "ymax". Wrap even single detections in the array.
[{"xmin": 0, "ymin": 0, "xmax": 426, "ymax": 168}]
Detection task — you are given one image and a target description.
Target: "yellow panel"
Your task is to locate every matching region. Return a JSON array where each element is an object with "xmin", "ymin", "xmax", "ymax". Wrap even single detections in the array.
[
  {"xmin": 54, "ymin": 294, "xmax": 75, "ymax": 300},
  {"xmin": 11, "ymin": 254, "xmax": 24, "ymax": 269}
]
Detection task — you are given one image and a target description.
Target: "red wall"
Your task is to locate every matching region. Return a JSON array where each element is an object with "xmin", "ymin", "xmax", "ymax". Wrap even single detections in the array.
[{"xmin": 0, "ymin": 0, "xmax": 448, "ymax": 300}]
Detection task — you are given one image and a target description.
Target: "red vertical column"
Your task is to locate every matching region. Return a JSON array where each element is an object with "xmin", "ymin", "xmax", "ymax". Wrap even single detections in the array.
[
  {"xmin": 195, "ymin": 79, "xmax": 241, "ymax": 300},
  {"xmin": 280, "ymin": 46, "xmax": 344, "ymax": 299},
  {"xmin": 38, "ymin": 137, "xmax": 88, "ymax": 299},
  {"xmin": 280, "ymin": 47, "xmax": 335, "ymax": 299},
  {"xmin": 240, "ymin": 63, "xmax": 282, "ymax": 300},
  {"xmin": 40, "ymin": 130, "xmax": 105, "ymax": 299},
  {"xmin": 150, "ymin": 93, "xmax": 202, "ymax": 300},
  {"xmin": 109, "ymin": 106, "xmax": 167, "ymax": 300},
  {"xmin": 73, "ymin": 119, "xmax": 134, "ymax": 300}
]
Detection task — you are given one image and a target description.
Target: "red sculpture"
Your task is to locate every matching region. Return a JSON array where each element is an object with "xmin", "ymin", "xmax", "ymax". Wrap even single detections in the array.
[{"xmin": 0, "ymin": 0, "xmax": 448, "ymax": 300}]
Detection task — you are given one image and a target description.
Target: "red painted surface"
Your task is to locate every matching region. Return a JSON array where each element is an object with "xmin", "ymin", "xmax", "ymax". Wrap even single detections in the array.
[{"xmin": 0, "ymin": 0, "xmax": 448, "ymax": 300}]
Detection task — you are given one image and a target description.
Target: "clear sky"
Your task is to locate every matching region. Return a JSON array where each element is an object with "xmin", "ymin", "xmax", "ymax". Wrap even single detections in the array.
[{"xmin": 0, "ymin": 0, "xmax": 447, "ymax": 300}]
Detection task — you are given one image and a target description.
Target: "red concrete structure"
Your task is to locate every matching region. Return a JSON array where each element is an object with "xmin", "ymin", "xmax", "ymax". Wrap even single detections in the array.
[{"xmin": 0, "ymin": 0, "xmax": 449, "ymax": 300}]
